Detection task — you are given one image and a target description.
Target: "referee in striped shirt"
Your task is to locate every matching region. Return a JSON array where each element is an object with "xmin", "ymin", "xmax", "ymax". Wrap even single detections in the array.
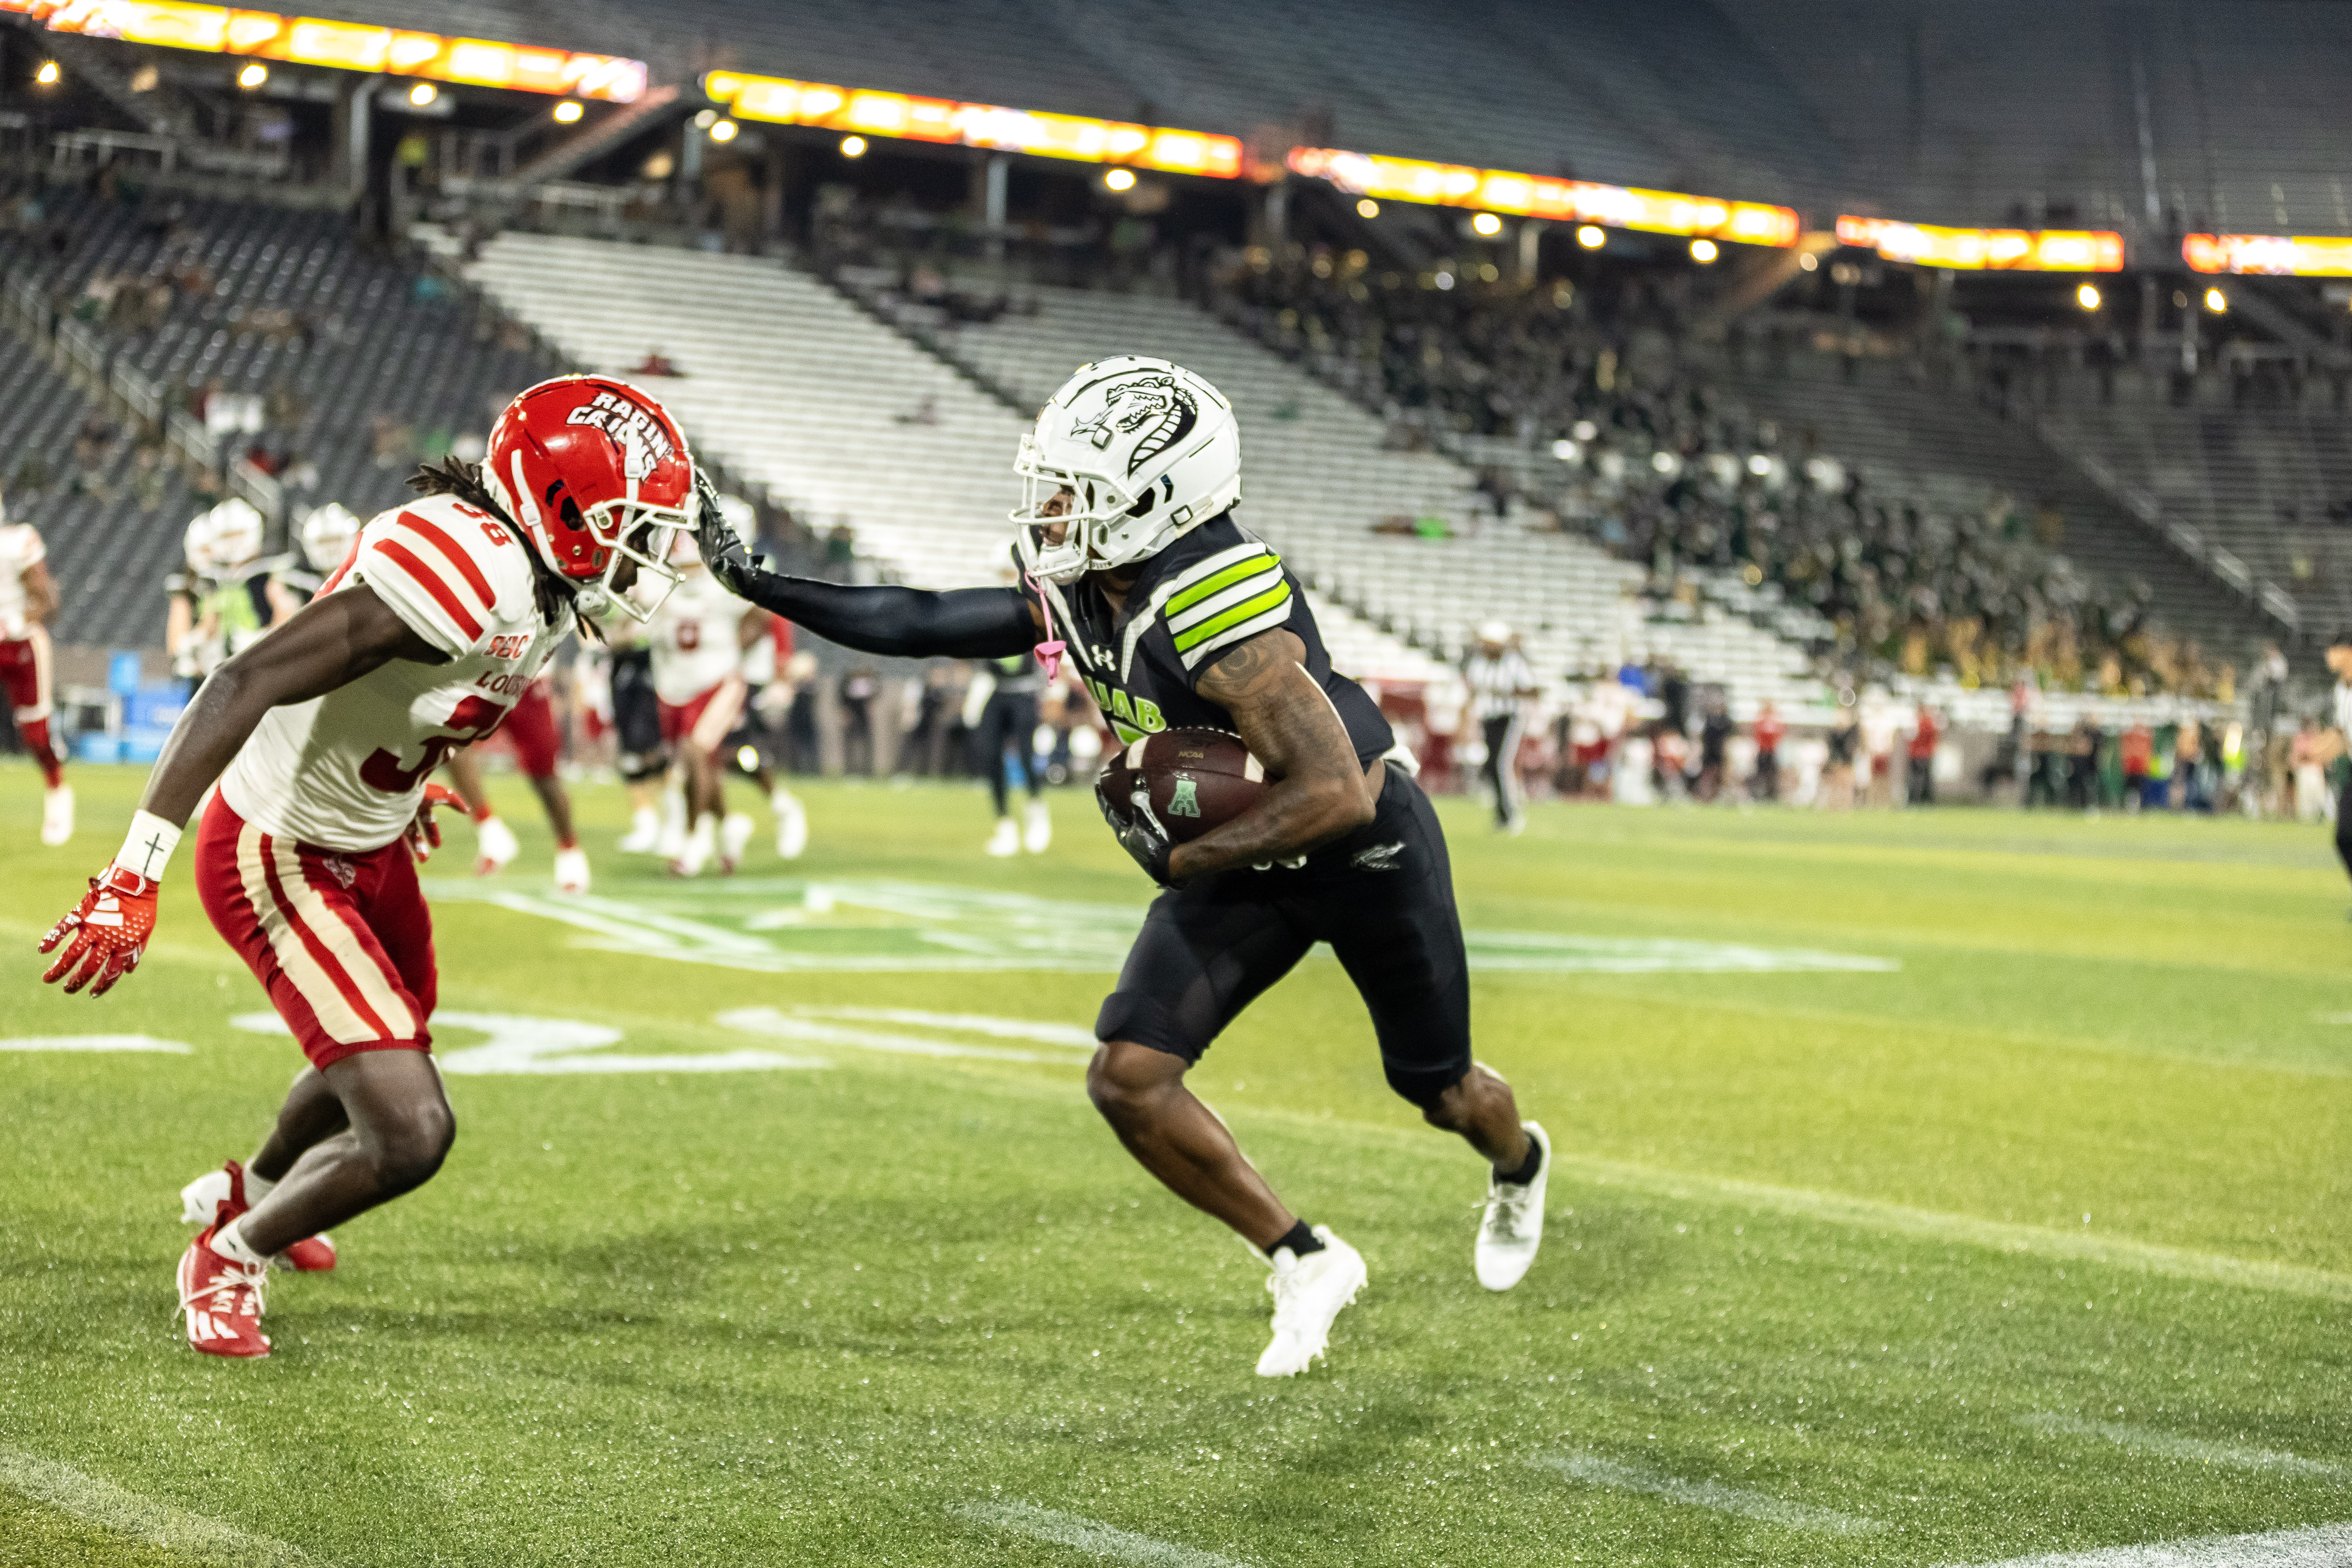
[{"xmin": 1464, "ymin": 621, "xmax": 1541, "ymax": 833}]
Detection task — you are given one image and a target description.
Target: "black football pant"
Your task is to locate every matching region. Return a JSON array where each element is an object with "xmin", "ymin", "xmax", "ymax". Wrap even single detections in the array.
[
  {"xmin": 971, "ymin": 691, "xmax": 1040, "ymax": 817},
  {"xmin": 1480, "ymin": 712, "xmax": 1523, "ymax": 827}
]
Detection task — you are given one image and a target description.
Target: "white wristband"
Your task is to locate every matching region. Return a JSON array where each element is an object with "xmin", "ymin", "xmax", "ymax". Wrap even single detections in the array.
[{"xmin": 116, "ymin": 810, "xmax": 185, "ymax": 882}]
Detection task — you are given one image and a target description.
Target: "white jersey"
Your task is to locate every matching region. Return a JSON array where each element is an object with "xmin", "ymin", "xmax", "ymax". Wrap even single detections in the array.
[
  {"xmin": 649, "ymin": 570, "xmax": 746, "ymax": 705},
  {"xmin": 2336, "ymin": 681, "xmax": 2352, "ymax": 737},
  {"xmin": 1463, "ymin": 648, "xmax": 1536, "ymax": 721},
  {"xmin": 0, "ymin": 521, "xmax": 46, "ymax": 640},
  {"xmin": 219, "ymin": 494, "xmax": 560, "ymax": 853}
]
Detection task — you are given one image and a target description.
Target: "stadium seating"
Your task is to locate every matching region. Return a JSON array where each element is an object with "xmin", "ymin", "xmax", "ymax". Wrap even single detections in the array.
[
  {"xmin": 0, "ymin": 327, "xmax": 200, "ymax": 645},
  {"xmin": 0, "ymin": 187, "xmax": 562, "ymax": 535},
  {"xmin": 1714, "ymin": 349, "xmax": 2282, "ymax": 664},
  {"xmin": 450, "ymin": 230, "xmax": 1443, "ymax": 685}
]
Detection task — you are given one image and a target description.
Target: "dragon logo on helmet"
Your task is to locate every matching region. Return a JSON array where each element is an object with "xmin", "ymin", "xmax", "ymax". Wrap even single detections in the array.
[{"xmin": 1070, "ymin": 373, "xmax": 1197, "ymax": 477}]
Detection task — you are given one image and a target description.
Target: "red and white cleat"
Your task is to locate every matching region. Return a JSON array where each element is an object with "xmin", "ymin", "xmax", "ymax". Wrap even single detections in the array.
[
  {"xmin": 179, "ymin": 1160, "xmax": 336, "ymax": 1272},
  {"xmin": 178, "ymin": 1224, "xmax": 271, "ymax": 1358}
]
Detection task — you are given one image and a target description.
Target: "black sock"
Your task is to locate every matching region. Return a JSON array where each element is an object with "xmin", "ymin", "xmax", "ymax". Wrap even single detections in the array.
[
  {"xmin": 1264, "ymin": 1219, "xmax": 1326, "ymax": 1259},
  {"xmin": 1496, "ymin": 1133, "xmax": 1543, "ymax": 1186}
]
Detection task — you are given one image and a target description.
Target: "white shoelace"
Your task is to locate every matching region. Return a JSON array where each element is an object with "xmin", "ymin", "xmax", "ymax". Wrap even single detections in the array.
[
  {"xmin": 180, "ymin": 1256, "xmax": 269, "ymax": 1317},
  {"xmin": 1485, "ymin": 1181, "xmax": 1536, "ymax": 1239}
]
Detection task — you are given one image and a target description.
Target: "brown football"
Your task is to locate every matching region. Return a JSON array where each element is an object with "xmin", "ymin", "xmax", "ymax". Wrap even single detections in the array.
[{"xmin": 1097, "ymin": 728, "xmax": 1267, "ymax": 844}]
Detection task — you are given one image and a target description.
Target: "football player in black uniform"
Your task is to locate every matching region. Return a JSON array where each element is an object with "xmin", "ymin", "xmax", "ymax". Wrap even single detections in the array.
[{"xmin": 695, "ymin": 356, "xmax": 1550, "ymax": 1376}]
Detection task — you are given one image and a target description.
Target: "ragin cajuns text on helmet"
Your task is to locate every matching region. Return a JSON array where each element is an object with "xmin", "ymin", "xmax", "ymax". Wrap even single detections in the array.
[{"xmin": 483, "ymin": 375, "xmax": 700, "ymax": 622}]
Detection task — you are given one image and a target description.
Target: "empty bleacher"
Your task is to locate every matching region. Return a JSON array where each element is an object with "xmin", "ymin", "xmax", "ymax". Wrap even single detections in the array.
[{"xmin": 0, "ymin": 329, "xmax": 200, "ymax": 646}]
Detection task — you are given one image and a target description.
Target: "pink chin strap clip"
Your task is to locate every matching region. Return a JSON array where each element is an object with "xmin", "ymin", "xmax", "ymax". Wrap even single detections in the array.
[{"xmin": 1024, "ymin": 571, "xmax": 1066, "ymax": 682}]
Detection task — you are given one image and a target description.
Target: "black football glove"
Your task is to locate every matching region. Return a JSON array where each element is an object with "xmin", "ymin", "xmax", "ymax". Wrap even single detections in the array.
[
  {"xmin": 693, "ymin": 469, "xmax": 763, "ymax": 597},
  {"xmin": 1096, "ymin": 773, "xmax": 1176, "ymax": 887}
]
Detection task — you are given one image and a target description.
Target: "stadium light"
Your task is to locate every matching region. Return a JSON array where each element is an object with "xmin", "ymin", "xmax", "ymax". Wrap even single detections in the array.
[
  {"xmin": 701, "ymin": 70, "xmax": 1241, "ymax": 178},
  {"xmin": 1835, "ymin": 214, "xmax": 2124, "ymax": 272},
  {"xmin": 1797, "ymin": 251, "xmax": 1819, "ymax": 271},
  {"xmin": 407, "ymin": 81, "xmax": 435, "ymax": 107},
  {"xmin": 1470, "ymin": 211, "xmax": 1502, "ymax": 238},
  {"xmin": 1104, "ymin": 167, "xmax": 1136, "ymax": 192},
  {"xmin": 237, "ymin": 61, "xmax": 267, "ymax": 89},
  {"xmin": 708, "ymin": 117, "xmax": 738, "ymax": 142},
  {"xmin": 693, "ymin": 108, "xmax": 717, "ymax": 128},
  {"xmin": 2184, "ymin": 232, "xmax": 2352, "ymax": 276},
  {"xmin": 552, "ymin": 100, "xmax": 582, "ymax": 123},
  {"xmin": 1575, "ymin": 224, "xmax": 1605, "ymax": 249},
  {"xmin": 2204, "ymin": 287, "xmax": 2228, "ymax": 313},
  {"xmin": 12, "ymin": 3, "xmax": 644, "ymax": 101},
  {"xmin": 840, "ymin": 134, "xmax": 867, "ymax": 157},
  {"xmin": 1690, "ymin": 238, "xmax": 1718, "ymax": 263},
  {"xmin": 1290, "ymin": 145, "xmax": 1798, "ymax": 246},
  {"xmin": 1357, "ymin": 198, "xmax": 1379, "ymax": 219},
  {"xmin": 2076, "ymin": 282, "xmax": 2101, "ymax": 311},
  {"xmin": 34, "ymin": 60, "xmax": 59, "ymax": 85}
]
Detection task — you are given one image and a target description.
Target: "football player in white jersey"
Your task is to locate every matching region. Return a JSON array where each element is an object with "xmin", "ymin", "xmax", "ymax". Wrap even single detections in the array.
[
  {"xmin": 0, "ymin": 487, "xmax": 72, "ymax": 845},
  {"xmin": 36, "ymin": 375, "xmax": 701, "ymax": 1359},
  {"xmin": 648, "ymin": 536, "xmax": 774, "ymax": 876}
]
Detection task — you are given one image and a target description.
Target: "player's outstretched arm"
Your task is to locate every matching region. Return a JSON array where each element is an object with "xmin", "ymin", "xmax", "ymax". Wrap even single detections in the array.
[
  {"xmin": 36, "ymin": 586, "xmax": 437, "ymax": 997},
  {"xmin": 692, "ymin": 490, "xmax": 1040, "ymax": 658},
  {"xmin": 1172, "ymin": 629, "xmax": 1381, "ymax": 882}
]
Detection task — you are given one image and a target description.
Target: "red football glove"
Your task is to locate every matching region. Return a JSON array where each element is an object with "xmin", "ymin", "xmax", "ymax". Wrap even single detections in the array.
[
  {"xmin": 405, "ymin": 782, "xmax": 465, "ymax": 864},
  {"xmin": 39, "ymin": 866, "xmax": 159, "ymax": 997}
]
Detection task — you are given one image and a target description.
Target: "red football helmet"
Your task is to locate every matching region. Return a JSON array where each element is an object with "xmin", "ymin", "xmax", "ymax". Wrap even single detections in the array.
[{"xmin": 483, "ymin": 375, "xmax": 700, "ymax": 622}]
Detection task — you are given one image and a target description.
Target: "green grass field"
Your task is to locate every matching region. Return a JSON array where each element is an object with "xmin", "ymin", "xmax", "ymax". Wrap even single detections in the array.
[{"xmin": 2, "ymin": 764, "xmax": 2348, "ymax": 1567}]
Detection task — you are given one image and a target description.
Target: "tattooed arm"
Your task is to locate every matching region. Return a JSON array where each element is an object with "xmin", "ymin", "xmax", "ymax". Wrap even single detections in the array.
[{"xmin": 1170, "ymin": 629, "xmax": 1382, "ymax": 881}]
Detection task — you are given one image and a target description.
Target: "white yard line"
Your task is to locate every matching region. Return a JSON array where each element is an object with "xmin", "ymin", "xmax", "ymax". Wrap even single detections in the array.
[
  {"xmin": 1529, "ymin": 1452, "xmax": 1885, "ymax": 1534},
  {"xmin": 2018, "ymin": 1414, "xmax": 2343, "ymax": 1477},
  {"xmin": 1548, "ymin": 1152, "xmax": 2352, "ymax": 1304},
  {"xmin": 952, "ymin": 1500, "xmax": 1253, "ymax": 1567},
  {"xmin": 0, "ymin": 1445, "xmax": 317, "ymax": 1566},
  {"xmin": 1953, "ymin": 1522, "xmax": 2352, "ymax": 1567},
  {"xmin": 0, "ymin": 1035, "xmax": 191, "ymax": 1052}
]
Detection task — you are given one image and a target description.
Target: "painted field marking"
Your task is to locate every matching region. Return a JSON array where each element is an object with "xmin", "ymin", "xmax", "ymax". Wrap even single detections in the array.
[
  {"xmin": 1528, "ymin": 1452, "xmax": 1885, "ymax": 1535},
  {"xmin": 717, "ymin": 1007, "xmax": 1092, "ymax": 1063},
  {"xmin": 230, "ymin": 1011, "xmax": 827, "ymax": 1075},
  {"xmin": 1951, "ymin": 1521, "xmax": 2352, "ymax": 1567},
  {"xmin": 0, "ymin": 1444, "xmax": 317, "ymax": 1566},
  {"xmin": 952, "ymin": 1499, "xmax": 1252, "ymax": 1567},
  {"xmin": 1548, "ymin": 1150, "xmax": 2352, "ymax": 1305},
  {"xmin": 2018, "ymin": 1413, "xmax": 2344, "ymax": 1478},
  {"xmin": 426, "ymin": 876, "xmax": 1899, "ymax": 976},
  {"xmin": 792, "ymin": 1006, "xmax": 1100, "ymax": 1050},
  {"xmin": 0, "ymin": 1035, "xmax": 191, "ymax": 1053}
]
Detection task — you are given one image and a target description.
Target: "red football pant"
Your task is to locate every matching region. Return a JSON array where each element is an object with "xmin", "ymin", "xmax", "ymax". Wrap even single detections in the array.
[
  {"xmin": 195, "ymin": 792, "xmax": 437, "ymax": 1070},
  {"xmin": 495, "ymin": 681, "xmax": 560, "ymax": 780},
  {"xmin": 657, "ymin": 676, "xmax": 745, "ymax": 758},
  {"xmin": 0, "ymin": 631, "xmax": 63, "ymax": 787}
]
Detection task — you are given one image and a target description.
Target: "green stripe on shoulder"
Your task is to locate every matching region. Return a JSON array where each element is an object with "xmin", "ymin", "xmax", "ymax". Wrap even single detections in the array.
[
  {"xmin": 1165, "ymin": 550, "xmax": 1278, "ymax": 618},
  {"xmin": 1171, "ymin": 579, "xmax": 1292, "ymax": 653}
]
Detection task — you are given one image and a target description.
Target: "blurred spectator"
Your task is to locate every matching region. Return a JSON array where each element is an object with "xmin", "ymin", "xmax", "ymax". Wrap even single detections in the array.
[
  {"xmin": 1906, "ymin": 702, "xmax": 1941, "ymax": 805},
  {"xmin": 1750, "ymin": 702, "xmax": 1784, "ymax": 802}
]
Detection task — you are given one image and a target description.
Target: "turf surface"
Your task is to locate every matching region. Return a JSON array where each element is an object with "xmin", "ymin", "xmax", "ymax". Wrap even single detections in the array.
[{"xmin": 1, "ymin": 766, "xmax": 2348, "ymax": 1566}]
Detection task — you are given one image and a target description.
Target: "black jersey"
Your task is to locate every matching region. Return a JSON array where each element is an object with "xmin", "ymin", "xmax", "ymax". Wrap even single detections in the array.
[
  {"xmin": 1038, "ymin": 514, "xmax": 1395, "ymax": 766},
  {"xmin": 987, "ymin": 651, "xmax": 1045, "ymax": 698}
]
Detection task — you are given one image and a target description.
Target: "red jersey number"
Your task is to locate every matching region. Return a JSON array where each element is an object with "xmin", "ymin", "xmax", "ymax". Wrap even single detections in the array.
[{"xmin": 358, "ymin": 695, "xmax": 510, "ymax": 794}]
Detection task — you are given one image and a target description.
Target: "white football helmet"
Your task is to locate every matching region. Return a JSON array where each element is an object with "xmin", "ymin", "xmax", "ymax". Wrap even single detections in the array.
[
  {"xmin": 206, "ymin": 497, "xmax": 266, "ymax": 573},
  {"xmin": 298, "ymin": 502, "xmax": 361, "ymax": 572},
  {"xmin": 182, "ymin": 509, "xmax": 220, "ymax": 578},
  {"xmin": 1011, "ymin": 355, "xmax": 1241, "ymax": 584}
]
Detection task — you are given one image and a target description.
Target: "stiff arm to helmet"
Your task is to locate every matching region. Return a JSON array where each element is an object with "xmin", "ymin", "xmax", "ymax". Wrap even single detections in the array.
[
  {"xmin": 693, "ymin": 502, "xmax": 1036, "ymax": 660},
  {"xmin": 1012, "ymin": 356, "xmax": 1242, "ymax": 585}
]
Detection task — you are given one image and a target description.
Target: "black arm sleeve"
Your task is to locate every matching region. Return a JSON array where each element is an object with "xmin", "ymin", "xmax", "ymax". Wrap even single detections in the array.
[{"xmin": 726, "ymin": 567, "xmax": 1039, "ymax": 659}]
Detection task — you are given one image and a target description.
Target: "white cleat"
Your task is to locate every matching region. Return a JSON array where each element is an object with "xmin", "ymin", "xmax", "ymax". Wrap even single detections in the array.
[
  {"xmin": 473, "ymin": 814, "xmax": 519, "ymax": 876},
  {"xmin": 668, "ymin": 817, "xmax": 714, "ymax": 879},
  {"xmin": 655, "ymin": 788, "xmax": 687, "ymax": 860},
  {"xmin": 985, "ymin": 817, "xmax": 1020, "ymax": 857},
  {"xmin": 617, "ymin": 805, "xmax": 662, "ymax": 854},
  {"xmin": 179, "ymin": 1167, "xmax": 234, "ymax": 1225},
  {"xmin": 1256, "ymin": 1227, "xmax": 1366, "ymax": 1377},
  {"xmin": 719, "ymin": 811, "xmax": 755, "ymax": 874},
  {"xmin": 553, "ymin": 845, "xmax": 591, "ymax": 894},
  {"xmin": 40, "ymin": 783, "xmax": 73, "ymax": 846},
  {"xmin": 1022, "ymin": 799, "xmax": 1052, "ymax": 853},
  {"xmin": 1475, "ymin": 1122, "xmax": 1551, "ymax": 1291},
  {"xmin": 774, "ymin": 790, "xmax": 808, "ymax": 859}
]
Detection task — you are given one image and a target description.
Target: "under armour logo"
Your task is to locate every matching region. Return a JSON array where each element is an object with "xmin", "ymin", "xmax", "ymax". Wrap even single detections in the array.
[
  {"xmin": 1350, "ymin": 841, "xmax": 1405, "ymax": 872},
  {"xmin": 322, "ymin": 857, "xmax": 358, "ymax": 889}
]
